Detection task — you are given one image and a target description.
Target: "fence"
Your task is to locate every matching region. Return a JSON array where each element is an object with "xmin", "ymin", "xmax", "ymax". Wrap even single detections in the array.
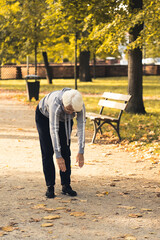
[{"xmin": 0, "ymin": 64, "xmax": 160, "ymax": 80}]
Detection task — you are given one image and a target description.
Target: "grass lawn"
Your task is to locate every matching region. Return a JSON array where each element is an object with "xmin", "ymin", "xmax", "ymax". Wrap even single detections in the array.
[{"xmin": 1, "ymin": 76, "xmax": 160, "ymax": 155}]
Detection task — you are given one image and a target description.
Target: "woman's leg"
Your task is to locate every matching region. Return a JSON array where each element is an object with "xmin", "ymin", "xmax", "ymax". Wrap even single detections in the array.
[
  {"xmin": 59, "ymin": 121, "xmax": 72, "ymax": 186},
  {"xmin": 59, "ymin": 120, "xmax": 77, "ymax": 196},
  {"xmin": 35, "ymin": 106, "xmax": 55, "ymax": 187}
]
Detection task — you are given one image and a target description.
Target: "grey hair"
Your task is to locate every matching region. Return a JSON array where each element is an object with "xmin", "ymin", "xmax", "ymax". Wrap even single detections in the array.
[{"xmin": 62, "ymin": 89, "xmax": 83, "ymax": 112}]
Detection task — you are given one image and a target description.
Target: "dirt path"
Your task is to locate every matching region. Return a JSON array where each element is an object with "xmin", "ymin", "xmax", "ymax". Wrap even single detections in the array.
[{"xmin": 0, "ymin": 95, "xmax": 160, "ymax": 240}]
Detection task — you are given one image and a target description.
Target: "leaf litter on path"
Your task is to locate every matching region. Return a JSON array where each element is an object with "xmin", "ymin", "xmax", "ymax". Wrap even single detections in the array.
[
  {"xmin": 43, "ymin": 215, "xmax": 60, "ymax": 220},
  {"xmin": 70, "ymin": 211, "xmax": 86, "ymax": 217},
  {"xmin": 41, "ymin": 223, "xmax": 53, "ymax": 228}
]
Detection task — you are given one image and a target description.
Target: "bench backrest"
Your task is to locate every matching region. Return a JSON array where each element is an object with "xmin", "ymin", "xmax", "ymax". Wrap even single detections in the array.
[{"xmin": 98, "ymin": 92, "xmax": 131, "ymax": 111}]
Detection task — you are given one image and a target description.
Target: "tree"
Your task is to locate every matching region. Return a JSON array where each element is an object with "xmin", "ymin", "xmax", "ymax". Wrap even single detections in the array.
[
  {"xmin": 85, "ymin": 0, "xmax": 160, "ymax": 114},
  {"xmin": 17, "ymin": 0, "xmax": 48, "ymax": 74},
  {"xmin": 0, "ymin": 0, "xmax": 21, "ymax": 64},
  {"xmin": 42, "ymin": 51, "xmax": 53, "ymax": 84},
  {"xmin": 79, "ymin": 50, "xmax": 91, "ymax": 82},
  {"xmin": 0, "ymin": 0, "xmax": 47, "ymax": 69},
  {"xmin": 142, "ymin": 0, "xmax": 160, "ymax": 56},
  {"xmin": 44, "ymin": 0, "xmax": 92, "ymax": 87},
  {"xmin": 126, "ymin": 0, "xmax": 145, "ymax": 113}
]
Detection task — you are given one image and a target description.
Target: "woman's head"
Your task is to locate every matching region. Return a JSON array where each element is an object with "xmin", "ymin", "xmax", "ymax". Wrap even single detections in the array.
[{"xmin": 62, "ymin": 89, "xmax": 83, "ymax": 113}]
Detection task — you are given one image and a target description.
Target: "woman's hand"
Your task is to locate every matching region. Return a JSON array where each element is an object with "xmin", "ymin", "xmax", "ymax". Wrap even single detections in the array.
[
  {"xmin": 56, "ymin": 157, "xmax": 66, "ymax": 172},
  {"xmin": 76, "ymin": 153, "xmax": 84, "ymax": 168}
]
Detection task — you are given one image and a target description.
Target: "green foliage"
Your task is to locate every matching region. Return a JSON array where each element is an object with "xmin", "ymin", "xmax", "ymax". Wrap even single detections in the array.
[
  {"xmin": 0, "ymin": 0, "xmax": 159, "ymax": 63},
  {"xmin": 0, "ymin": 0, "xmax": 48, "ymax": 64},
  {"xmin": 84, "ymin": 0, "xmax": 160, "ymax": 56},
  {"xmin": 43, "ymin": 0, "xmax": 93, "ymax": 62},
  {"xmin": 15, "ymin": 0, "xmax": 48, "ymax": 63},
  {"xmin": 0, "ymin": 0, "xmax": 20, "ymax": 63}
]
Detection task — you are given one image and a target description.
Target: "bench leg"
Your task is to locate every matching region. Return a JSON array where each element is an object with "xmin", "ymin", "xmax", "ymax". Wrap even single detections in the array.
[
  {"xmin": 98, "ymin": 120, "xmax": 103, "ymax": 134},
  {"xmin": 91, "ymin": 121, "xmax": 98, "ymax": 143},
  {"xmin": 109, "ymin": 122, "xmax": 121, "ymax": 141},
  {"xmin": 91, "ymin": 120, "xmax": 104, "ymax": 143},
  {"xmin": 91, "ymin": 119, "xmax": 122, "ymax": 143},
  {"xmin": 116, "ymin": 122, "xmax": 121, "ymax": 141}
]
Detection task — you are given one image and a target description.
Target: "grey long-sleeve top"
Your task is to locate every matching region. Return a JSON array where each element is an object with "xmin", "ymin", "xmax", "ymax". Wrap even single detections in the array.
[{"xmin": 38, "ymin": 88, "xmax": 86, "ymax": 158}]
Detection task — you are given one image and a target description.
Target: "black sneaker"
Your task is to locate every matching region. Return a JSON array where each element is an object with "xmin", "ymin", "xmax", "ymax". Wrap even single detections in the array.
[
  {"xmin": 46, "ymin": 186, "xmax": 55, "ymax": 198},
  {"xmin": 62, "ymin": 185, "xmax": 77, "ymax": 196}
]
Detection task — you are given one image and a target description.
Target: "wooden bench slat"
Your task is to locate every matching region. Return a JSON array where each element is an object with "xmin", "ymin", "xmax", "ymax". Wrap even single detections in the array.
[
  {"xmin": 102, "ymin": 92, "xmax": 131, "ymax": 101},
  {"xmin": 86, "ymin": 112, "xmax": 117, "ymax": 121},
  {"xmin": 98, "ymin": 99, "xmax": 126, "ymax": 110}
]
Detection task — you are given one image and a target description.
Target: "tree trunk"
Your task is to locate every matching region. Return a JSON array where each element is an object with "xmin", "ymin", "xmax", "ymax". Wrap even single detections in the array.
[
  {"xmin": 42, "ymin": 51, "xmax": 52, "ymax": 84},
  {"xmin": 93, "ymin": 53, "xmax": 96, "ymax": 79},
  {"xmin": 35, "ymin": 42, "xmax": 37, "ymax": 76},
  {"xmin": 74, "ymin": 32, "xmax": 78, "ymax": 89},
  {"xmin": 126, "ymin": 0, "xmax": 146, "ymax": 114},
  {"xmin": 79, "ymin": 50, "xmax": 92, "ymax": 82}
]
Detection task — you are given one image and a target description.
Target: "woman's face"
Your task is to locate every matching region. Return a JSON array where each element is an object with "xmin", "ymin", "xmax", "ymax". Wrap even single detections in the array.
[{"xmin": 64, "ymin": 105, "xmax": 75, "ymax": 114}]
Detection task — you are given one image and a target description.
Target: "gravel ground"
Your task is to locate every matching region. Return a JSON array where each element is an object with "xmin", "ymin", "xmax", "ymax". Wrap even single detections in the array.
[{"xmin": 0, "ymin": 95, "xmax": 160, "ymax": 240}]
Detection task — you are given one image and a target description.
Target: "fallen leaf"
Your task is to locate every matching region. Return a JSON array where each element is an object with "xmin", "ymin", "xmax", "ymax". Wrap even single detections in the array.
[
  {"xmin": 56, "ymin": 207, "xmax": 66, "ymax": 210},
  {"xmin": 70, "ymin": 212, "xmax": 86, "ymax": 217},
  {"xmin": 113, "ymin": 179, "xmax": 120, "ymax": 182},
  {"xmin": 129, "ymin": 213, "xmax": 142, "ymax": 218},
  {"xmin": 85, "ymin": 162, "xmax": 95, "ymax": 165},
  {"xmin": 0, "ymin": 232, "xmax": 4, "ymax": 237},
  {"xmin": 110, "ymin": 183, "xmax": 116, "ymax": 187},
  {"xmin": 44, "ymin": 208, "xmax": 56, "ymax": 212},
  {"xmin": 151, "ymin": 159, "xmax": 159, "ymax": 164},
  {"xmin": 96, "ymin": 193, "xmax": 104, "ymax": 197},
  {"xmin": 41, "ymin": 223, "xmax": 53, "ymax": 227},
  {"xmin": 70, "ymin": 198, "xmax": 78, "ymax": 201},
  {"xmin": 61, "ymin": 223, "xmax": 70, "ymax": 226},
  {"xmin": 60, "ymin": 200, "xmax": 71, "ymax": 203},
  {"xmin": 141, "ymin": 208, "xmax": 152, "ymax": 212},
  {"xmin": 131, "ymin": 226, "xmax": 141, "ymax": 230},
  {"xmin": 124, "ymin": 234, "xmax": 137, "ymax": 240},
  {"xmin": 29, "ymin": 218, "xmax": 42, "ymax": 222},
  {"xmin": 1, "ymin": 226, "xmax": 15, "ymax": 232},
  {"xmin": 32, "ymin": 204, "xmax": 46, "ymax": 209},
  {"xmin": 96, "ymin": 191, "xmax": 109, "ymax": 197},
  {"xmin": 148, "ymin": 131, "xmax": 155, "ymax": 136},
  {"xmin": 17, "ymin": 128, "xmax": 23, "ymax": 131},
  {"xmin": 92, "ymin": 219, "xmax": 98, "ymax": 222},
  {"xmin": 25, "ymin": 197, "xmax": 36, "ymax": 200},
  {"xmin": 13, "ymin": 186, "xmax": 24, "ymax": 190},
  {"xmin": 9, "ymin": 222, "xmax": 18, "ymax": 227},
  {"xmin": 65, "ymin": 208, "xmax": 71, "ymax": 212},
  {"xmin": 102, "ymin": 152, "xmax": 112, "ymax": 157},
  {"xmin": 122, "ymin": 192, "xmax": 130, "ymax": 195},
  {"xmin": 43, "ymin": 215, "xmax": 60, "ymax": 220},
  {"xmin": 119, "ymin": 206, "xmax": 136, "ymax": 210}
]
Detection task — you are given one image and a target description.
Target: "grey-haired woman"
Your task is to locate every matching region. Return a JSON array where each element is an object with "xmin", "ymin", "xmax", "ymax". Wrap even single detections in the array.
[{"xmin": 35, "ymin": 88, "xmax": 85, "ymax": 198}]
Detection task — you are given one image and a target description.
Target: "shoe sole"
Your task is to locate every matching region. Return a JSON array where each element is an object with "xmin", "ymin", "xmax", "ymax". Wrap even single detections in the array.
[
  {"xmin": 46, "ymin": 194, "xmax": 56, "ymax": 198},
  {"xmin": 62, "ymin": 191, "xmax": 77, "ymax": 196}
]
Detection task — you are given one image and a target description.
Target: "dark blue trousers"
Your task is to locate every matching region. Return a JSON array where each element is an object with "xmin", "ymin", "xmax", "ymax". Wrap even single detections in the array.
[{"xmin": 35, "ymin": 105, "xmax": 73, "ymax": 187}]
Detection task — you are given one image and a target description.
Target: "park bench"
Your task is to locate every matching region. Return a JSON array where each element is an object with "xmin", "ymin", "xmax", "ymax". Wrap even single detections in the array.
[{"xmin": 86, "ymin": 92, "xmax": 132, "ymax": 143}]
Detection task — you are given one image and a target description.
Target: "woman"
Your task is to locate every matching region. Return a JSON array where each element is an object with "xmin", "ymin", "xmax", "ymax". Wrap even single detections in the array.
[{"xmin": 35, "ymin": 88, "xmax": 85, "ymax": 198}]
